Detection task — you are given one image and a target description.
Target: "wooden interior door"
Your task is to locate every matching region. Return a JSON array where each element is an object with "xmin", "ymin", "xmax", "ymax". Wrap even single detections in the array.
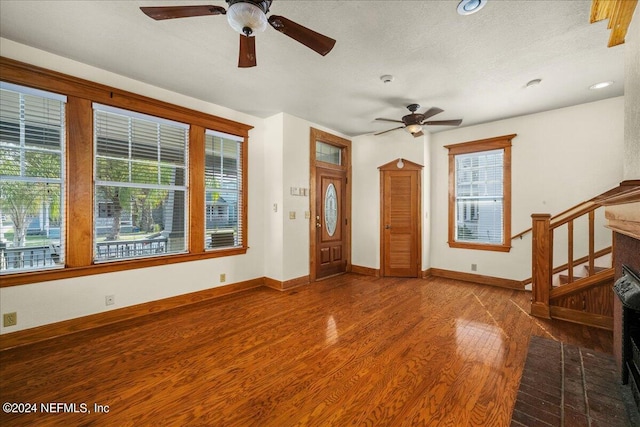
[
  {"xmin": 315, "ymin": 167, "xmax": 347, "ymax": 279},
  {"xmin": 380, "ymin": 159, "xmax": 422, "ymax": 277}
]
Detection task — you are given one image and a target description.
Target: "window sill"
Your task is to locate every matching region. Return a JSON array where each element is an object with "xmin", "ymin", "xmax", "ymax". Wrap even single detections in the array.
[
  {"xmin": 0, "ymin": 247, "xmax": 248, "ymax": 287},
  {"xmin": 447, "ymin": 241, "xmax": 512, "ymax": 253}
]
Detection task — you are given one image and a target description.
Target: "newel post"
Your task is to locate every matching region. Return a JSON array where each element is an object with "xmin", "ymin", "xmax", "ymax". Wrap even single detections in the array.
[{"xmin": 531, "ymin": 213, "xmax": 552, "ymax": 318}]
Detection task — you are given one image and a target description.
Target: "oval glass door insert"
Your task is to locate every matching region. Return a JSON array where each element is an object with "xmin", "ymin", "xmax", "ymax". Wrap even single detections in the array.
[{"xmin": 324, "ymin": 183, "xmax": 338, "ymax": 236}]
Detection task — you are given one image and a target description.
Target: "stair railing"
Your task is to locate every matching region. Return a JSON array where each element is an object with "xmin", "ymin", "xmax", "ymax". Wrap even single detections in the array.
[{"xmin": 530, "ymin": 199, "xmax": 611, "ymax": 319}]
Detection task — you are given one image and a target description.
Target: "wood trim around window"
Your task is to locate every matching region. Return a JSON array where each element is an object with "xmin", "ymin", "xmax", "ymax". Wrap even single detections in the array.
[
  {"xmin": 0, "ymin": 57, "xmax": 253, "ymax": 287},
  {"xmin": 445, "ymin": 134, "xmax": 516, "ymax": 252}
]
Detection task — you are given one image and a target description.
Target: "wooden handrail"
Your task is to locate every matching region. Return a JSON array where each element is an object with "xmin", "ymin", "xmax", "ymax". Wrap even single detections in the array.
[
  {"xmin": 553, "ymin": 247, "xmax": 612, "ymax": 276},
  {"xmin": 512, "ymin": 197, "xmax": 601, "ymax": 240},
  {"xmin": 512, "ymin": 228, "xmax": 531, "ymax": 240},
  {"xmin": 549, "ymin": 200, "xmax": 599, "ymax": 229},
  {"xmin": 520, "ymin": 246, "xmax": 611, "ymax": 286},
  {"xmin": 550, "ymin": 268, "xmax": 614, "ymax": 300}
]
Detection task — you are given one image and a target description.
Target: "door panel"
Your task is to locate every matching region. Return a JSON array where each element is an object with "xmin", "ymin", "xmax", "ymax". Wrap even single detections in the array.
[
  {"xmin": 316, "ymin": 168, "xmax": 347, "ymax": 278},
  {"xmin": 381, "ymin": 167, "xmax": 421, "ymax": 277}
]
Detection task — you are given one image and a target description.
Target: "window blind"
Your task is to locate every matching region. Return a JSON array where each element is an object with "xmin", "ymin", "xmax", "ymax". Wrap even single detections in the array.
[
  {"xmin": 454, "ymin": 149, "xmax": 504, "ymax": 244},
  {"xmin": 93, "ymin": 104, "xmax": 188, "ymax": 262},
  {"xmin": 0, "ymin": 82, "xmax": 66, "ymax": 272},
  {"xmin": 204, "ymin": 129, "xmax": 243, "ymax": 249}
]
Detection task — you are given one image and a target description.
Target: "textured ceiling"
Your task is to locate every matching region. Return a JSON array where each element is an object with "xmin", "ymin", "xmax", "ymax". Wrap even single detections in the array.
[{"xmin": 0, "ymin": 0, "xmax": 626, "ymax": 137}]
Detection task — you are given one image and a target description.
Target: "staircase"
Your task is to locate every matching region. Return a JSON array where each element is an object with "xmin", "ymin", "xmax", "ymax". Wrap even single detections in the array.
[{"xmin": 530, "ymin": 193, "xmax": 615, "ymax": 330}]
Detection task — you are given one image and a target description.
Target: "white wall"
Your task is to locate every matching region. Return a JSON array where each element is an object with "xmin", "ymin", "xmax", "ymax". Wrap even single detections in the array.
[
  {"xmin": 281, "ymin": 114, "xmax": 313, "ymax": 281},
  {"xmin": 430, "ymin": 97, "xmax": 625, "ymax": 281},
  {"xmin": 422, "ymin": 132, "xmax": 433, "ymax": 271},
  {"xmin": 0, "ymin": 40, "xmax": 269, "ymax": 333},
  {"xmin": 263, "ymin": 113, "xmax": 285, "ymax": 281},
  {"xmin": 624, "ymin": 6, "xmax": 640, "ymax": 179},
  {"xmin": 351, "ymin": 131, "xmax": 426, "ymax": 270}
]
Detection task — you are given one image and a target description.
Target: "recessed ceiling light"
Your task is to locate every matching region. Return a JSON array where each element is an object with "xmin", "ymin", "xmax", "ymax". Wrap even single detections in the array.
[
  {"xmin": 525, "ymin": 78, "xmax": 542, "ymax": 88},
  {"xmin": 380, "ymin": 75, "xmax": 394, "ymax": 84},
  {"xmin": 457, "ymin": 0, "xmax": 487, "ymax": 15},
  {"xmin": 589, "ymin": 81, "xmax": 614, "ymax": 90}
]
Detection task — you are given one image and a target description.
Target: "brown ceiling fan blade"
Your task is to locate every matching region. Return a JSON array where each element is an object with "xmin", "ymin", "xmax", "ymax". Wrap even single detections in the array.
[
  {"xmin": 375, "ymin": 118, "xmax": 404, "ymax": 124},
  {"xmin": 140, "ymin": 5, "xmax": 226, "ymax": 20},
  {"xmin": 268, "ymin": 15, "xmax": 336, "ymax": 56},
  {"xmin": 238, "ymin": 35, "xmax": 257, "ymax": 68},
  {"xmin": 424, "ymin": 119, "xmax": 463, "ymax": 126},
  {"xmin": 421, "ymin": 107, "xmax": 444, "ymax": 121},
  {"xmin": 374, "ymin": 126, "xmax": 404, "ymax": 136},
  {"xmin": 412, "ymin": 131, "xmax": 424, "ymax": 138}
]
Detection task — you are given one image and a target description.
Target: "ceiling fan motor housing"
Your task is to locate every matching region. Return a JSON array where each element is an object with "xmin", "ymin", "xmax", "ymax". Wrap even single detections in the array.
[
  {"xmin": 402, "ymin": 113, "xmax": 423, "ymax": 125},
  {"xmin": 226, "ymin": 0, "xmax": 272, "ymax": 14},
  {"xmin": 406, "ymin": 103, "xmax": 421, "ymax": 113}
]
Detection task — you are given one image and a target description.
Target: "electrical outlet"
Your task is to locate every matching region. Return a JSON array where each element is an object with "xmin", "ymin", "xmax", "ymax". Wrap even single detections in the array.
[
  {"xmin": 105, "ymin": 295, "xmax": 115, "ymax": 306},
  {"xmin": 220, "ymin": 273, "xmax": 226, "ymax": 283},
  {"xmin": 3, "ymin": 312, "xmax": 17, "ymax": 327},
  {"xmin": 471, "ymin": 264, "xmax": 478, "ymax": 272}
]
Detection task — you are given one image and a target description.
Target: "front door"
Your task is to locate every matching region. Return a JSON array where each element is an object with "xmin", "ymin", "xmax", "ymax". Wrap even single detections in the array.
[
  {"xmin": 315, "ymin": 166, "xmax": 347, "ymax": 279},
  {"xmin": 310, "ymin": 128, "xmax": 351, "ymax": 281},
  {"xmin": 380, "ymin": 159, "xmax": 422, "ymax": 277}
]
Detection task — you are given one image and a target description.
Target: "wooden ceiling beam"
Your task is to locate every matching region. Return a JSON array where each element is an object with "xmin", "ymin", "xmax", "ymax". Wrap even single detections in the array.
[{"xmin": 590, "ymin": 0, "xmax": 638, "ymax": 47}]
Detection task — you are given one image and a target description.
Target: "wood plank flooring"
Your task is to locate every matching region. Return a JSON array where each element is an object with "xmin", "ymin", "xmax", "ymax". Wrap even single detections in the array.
[{"xmin": 0, "ymin": 274, "xmax": 613, "ymax": 426}]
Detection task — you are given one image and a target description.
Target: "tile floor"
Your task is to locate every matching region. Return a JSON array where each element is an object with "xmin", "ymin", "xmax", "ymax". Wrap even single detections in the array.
[{"xmin": 511, "ymin": 335, "xmax": 635, "ymax": 427}]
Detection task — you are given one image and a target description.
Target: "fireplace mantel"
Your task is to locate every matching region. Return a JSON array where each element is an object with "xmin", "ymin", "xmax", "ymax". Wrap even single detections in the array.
[
  {"xmin": 596, "ymin": 180, "xmax": 640, "ymax": 405},
  {"xmin": 595, "ymin": 180, "xmax": 640, "ymax": 240}
]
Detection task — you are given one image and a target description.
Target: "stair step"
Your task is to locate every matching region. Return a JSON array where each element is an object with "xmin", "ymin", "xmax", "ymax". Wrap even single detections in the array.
[
  {"xmin": 558, "ymin": 267, "xmax": 611, "ymax": 285},
  {"xmin": 559, "ymin": 274, "xmax": 583, "ymax": 285},
  {"xmin": 585, "ymin": 265, "xmax": 609, "ymax": 273}
]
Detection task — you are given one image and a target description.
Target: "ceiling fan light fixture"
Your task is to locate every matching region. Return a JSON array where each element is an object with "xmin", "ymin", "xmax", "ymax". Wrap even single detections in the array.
[
  {"xmin": 227, "ymin": 2, "xmax": 268, "ymax": 36},
  {"xmin": 406, "ymin": 124, "xmax": 422, "ymax": 134},
  {"xmin": 457, "ymin": 0, "xmax": 487, "ymax": 15}
]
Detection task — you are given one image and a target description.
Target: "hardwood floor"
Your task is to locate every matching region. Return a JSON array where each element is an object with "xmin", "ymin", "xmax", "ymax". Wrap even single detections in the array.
[{"xmin": 0, "ymin": 274, "xmax": 613, "ymax": 426}]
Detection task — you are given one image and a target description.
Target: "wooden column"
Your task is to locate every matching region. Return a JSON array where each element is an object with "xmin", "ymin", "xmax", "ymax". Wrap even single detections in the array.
[
  {"xmin": 66, "ymin": 96, "xmax": 93, "ymax": 268},
  {"xmin": 189, "ymin": 125, "xmax": 205, "ymax": 253},
  {"xmin": 531, "ymin": 213, "xmax": 552, "ymax": 318}
]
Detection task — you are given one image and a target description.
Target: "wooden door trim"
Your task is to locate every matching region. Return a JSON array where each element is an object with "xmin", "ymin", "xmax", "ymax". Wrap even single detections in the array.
[
  {"xmin": 310, "ymin": 128, "xmax": 352, "ymax": 282},
  {"xmin": 379, "ymin": 159, "xmax": 423, "ymax": 277}
]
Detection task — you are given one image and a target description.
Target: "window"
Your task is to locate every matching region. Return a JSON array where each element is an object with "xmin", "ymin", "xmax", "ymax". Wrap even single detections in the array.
[
  {"xmin": 445, "ymin": 134, "xmax": 515, "ymax": 252},
  {"xmin": 1, "ymin": 57, "xmax": 252, "ymax": 287},
  {"xmin": 315, "ymin": 141, "xmax": 342, "ymax": 165},
  {"xmin": 204, "ymin": 130, "xmax": 243, "ymax": 249},
  {"xmin": 93, "ymin": 104, "xmax": 189, "ymax": 262},
  {"xmin": 0, "ymin": 82, "xmax": 66, "ymax": 273}
]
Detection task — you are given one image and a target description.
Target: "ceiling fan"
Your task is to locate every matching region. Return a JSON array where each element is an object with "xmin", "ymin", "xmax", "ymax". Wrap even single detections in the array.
[
  {"xmin": 374, "ymin": 104, "xmax": 463, "ymax": 137},
  {"xmin": 140, "ymin": 0, "xmax": 336, "ymax": 68}
]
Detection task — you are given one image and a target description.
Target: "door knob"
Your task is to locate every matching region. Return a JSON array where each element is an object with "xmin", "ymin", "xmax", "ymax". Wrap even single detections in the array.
[
  {"xmin": 385, "ymin": 225, "xmax": 391, "ymax": 229},
  {"xmin": 316, "ymin": 222, "xmax": 322, "ymax": 228}
]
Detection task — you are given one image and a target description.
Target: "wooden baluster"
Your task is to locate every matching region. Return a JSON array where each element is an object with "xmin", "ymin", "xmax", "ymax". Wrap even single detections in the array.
[
  {"xmin": 568, "ymin": 220, "xmax": 574, "ymax": 284},
  {"xmin": 588, "ymin": 210, "xmax": 595, "ymax": 276},
  {"xmin": 531, "ymin": 213, "xmax": 552, "ymax": 318}
]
